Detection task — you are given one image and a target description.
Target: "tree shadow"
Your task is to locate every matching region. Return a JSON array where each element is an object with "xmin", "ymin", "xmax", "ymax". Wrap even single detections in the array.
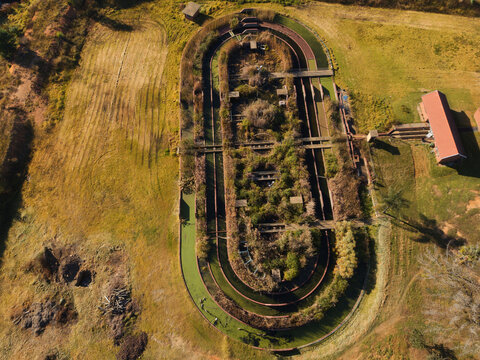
[
  {"xmin": 449, "ymin": 110, "xmax": 480, "ymax": 178},
  {"xmin": 382, "ymin": 187, "xmax": 410, "ymax": 216},
  {"xmin": 426, "ymin": 343, "xmax": 458, "ymax": 360},
  {"xmin": 180, "ymin": 197, "xmax": 190, "ymax": 222},
  {"xmin": 0, "ymin": 110, "xmax": 33, "ymax": 265},
  {"xmin": 89, "ymin": 11, "xmax": 134, "ymax": 32},
  {"xmin": 393, "ymin": 213, "xmax": 465, "ymax": 249},
  {"xmin": 193, "ymin": 13, "xmax": 213, "ymax": 26},
  {"xmin": 363, "ymin": 228, "xmax": 377, "ymax": 295},
  {"xmin": 372, "ymin": 139, "xmax": 400, "ymax": 155},
  {"xmin": 13, "ymin": 46, "xmax": 47, "ymax": 69}
]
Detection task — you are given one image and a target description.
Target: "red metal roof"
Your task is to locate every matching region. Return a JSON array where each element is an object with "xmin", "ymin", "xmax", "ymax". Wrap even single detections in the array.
[{"xmin": 421, "ymin": 90, "xmax": 466, "ymax": 162}]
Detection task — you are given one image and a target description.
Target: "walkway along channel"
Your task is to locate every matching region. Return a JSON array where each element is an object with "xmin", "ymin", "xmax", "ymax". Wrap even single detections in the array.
[{"xmin": 179, "ymin": 12, "xmax": 371, "ymax": 351}]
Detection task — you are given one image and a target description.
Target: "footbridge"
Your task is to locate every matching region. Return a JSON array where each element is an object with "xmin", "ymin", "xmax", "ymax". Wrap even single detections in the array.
[{"xmin": 236, "ymin": 69, "xmax": 333, "ymax": 80}]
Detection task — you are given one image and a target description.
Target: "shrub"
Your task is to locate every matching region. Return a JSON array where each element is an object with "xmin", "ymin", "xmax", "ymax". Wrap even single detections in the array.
[
  {"xmin": 334, "ymin": 221, "xmax": 358, "ymax": 279},
  {"xmin": 229, "ymin": 16, "xmax": 239, "ymax": 29},
  {"xmin": 408, "ymin": 329, "xmax": 426, "ymax": 349},
  {"xmin": 324, "ymin": 150, "xmax": 339, "ymax": 178},
  {"xmin": 0, "ymin": 27, "xmax": 17, "ymax": 60},
  {"xmin": 196, "ymin": 236, "xmax": 210, "ymax": 260},
  {"xmin": 235, "ymin": 84, "xmax": 256, "ymax": 98},
  {"xmin": 242, "ymin": 99, "xmax": 281, "ymax": 129},
  {"xmin": 116, "ymin": 332, "xmax": 148, "ymax": 360},
  {"xmin": 284, "ymin": 252, "xmax": 300, "ymax": 281}
]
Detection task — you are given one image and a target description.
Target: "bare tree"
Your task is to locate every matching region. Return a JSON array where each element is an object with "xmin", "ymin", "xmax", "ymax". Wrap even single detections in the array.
[{"xmin": 420, "ymin": 246, "xmax": 480, "ymax": 356}]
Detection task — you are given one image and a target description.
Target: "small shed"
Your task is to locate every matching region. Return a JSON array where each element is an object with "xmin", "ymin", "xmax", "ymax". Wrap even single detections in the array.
[
  {"xmin": 289, "ymin": 196, "xmax": 303, "ymax": 205},
  {"xmin": 276, "ymin": 88, "xmax": 288, "ymax": 96},
  {"xmin": 474, "ymin": 108, "xmax": 480, "ymax": 129},
  {"xmin": 271, "ymin": 269, "xmax": 281, "ymax": 283},
  {"xmin": 367, "ymin": 130, "xmax": 378, "ymax": 143},
  {"xmin": 250, "ymin": 40, "xmax": 257, "ymax": 50},
  {"xmin": 229, "ymin": 91, "xmax": 240, "ymax": 98},
  {"xmin": 182, "ymin": 2, "xmax": 201, "ymax": 21}
]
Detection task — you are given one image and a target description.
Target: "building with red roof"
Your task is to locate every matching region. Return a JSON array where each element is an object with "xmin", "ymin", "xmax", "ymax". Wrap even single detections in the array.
[{"xmin": 418, "ymin": 90, "xmax": 466, "ymax": 164}]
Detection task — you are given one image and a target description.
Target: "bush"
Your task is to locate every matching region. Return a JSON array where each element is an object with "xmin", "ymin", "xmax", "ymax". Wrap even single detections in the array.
[
  {"xmin": 324, "ymin": 150, "xmax": 339, "ymax": 178},
  {"xmin": 408, "ymin": 329, "xmax": 426, "ymax": 349},
  {"xmin": 235, "ymin": 84, "xmax": 256, "ymax": 98},
  {"xmin": 116, "ymin": 332, "xmax": 148, "ymax": 360},
  {"xmin": 334, "ymin": 221, "xmax": 357, "ymax": 279},
  {"xmin": 242, "ymin": 99, "xmax": 282, "ymax": 129},
  {"xmin": 0, "ymin": 27, "xmax": 17, "ymax": 60},
  {"xmin": 284, "ymin": 252, "xmax": 299, "ymax": 281},
  {"xmin": 229, "ymin": 16, "xmax": 239, "ymax": 29},
  {"xmin": 196, "ymin": 236, "xmax": 210, "ymax": 260}
]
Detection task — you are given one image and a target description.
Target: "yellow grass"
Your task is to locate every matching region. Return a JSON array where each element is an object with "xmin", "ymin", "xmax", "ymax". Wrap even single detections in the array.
[
  {"xmin": 291, "ymin": 3, "xmax": 480, "ymax": 133},
  {"xmin": 0, "ymin": 15, "xmax": 195, "ymax": 360},
  {"xmin": 0, "ymin": 2, "xmax": 270, "ymax": 357},
  {"xmin": 0, "ymin": 1, "xmax": 479, "ymax": 359}
]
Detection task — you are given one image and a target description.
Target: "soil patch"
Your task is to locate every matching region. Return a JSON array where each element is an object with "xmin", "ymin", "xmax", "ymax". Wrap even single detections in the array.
[
  {"xmin": 76, "ymin": 269, "xmax": 93, "ymax": 287},
  {"xmin": 466, "ymin": 195, "xmax": 480, "ymax": 211},
  {"xmin": 27, "ymin": 244, "xmax": 94, "ymax": 286},
  {"xmin": 36, "ymin": 247, "xmax": 60, "ymax": 281},
  {"xmin": 116, "ymin": 332, "xmax": 148, "ymax": 360},
  {"xmin": 329, "ymin": 168, "xmax": 363, "ymax": 220},
  {"xmin": 101, "ymin": 286, "xmax": 139, "ymax": 344},
  {"xmin": 432, "ymin": 185, "xmax": 442, "ymax": 198},
  {"xmin": 61, "ymin": 254, "xmax": 81, "ymax": 283},
  {"xmin": 101, "ymin": 251, "xmax": 142, "ymax": 345},
  {"xmin": 12, "ymin": 299, "xmax": 77, "ymax": 335}
]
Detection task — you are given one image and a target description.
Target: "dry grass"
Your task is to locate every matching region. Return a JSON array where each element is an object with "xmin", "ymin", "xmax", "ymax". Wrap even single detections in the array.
[
  {"xmin": 0, "ymin": 13, "xmax": 194, "ymax": 360},
  {"xmin": 282, "ymin": 4, "xmax": 480, "ymax": 358},
  {"xmin": 291, "ymin": 3, "xmax": 480, "ymax": 133},
  {"xmin": 0, "ymin": 1, "xmax": 270, "ymax": 358},
  {"xmin": 0, "ymin": 1, "xmax": 478, "ymax": 359}
]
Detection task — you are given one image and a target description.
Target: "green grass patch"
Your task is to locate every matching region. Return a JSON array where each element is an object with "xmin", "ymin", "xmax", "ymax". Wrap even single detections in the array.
[{"xmin": 274, "ymin": 14, "xmax": 329, "ymax": 68}]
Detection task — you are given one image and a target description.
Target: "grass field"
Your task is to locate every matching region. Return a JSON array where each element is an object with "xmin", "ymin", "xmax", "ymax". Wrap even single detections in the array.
[
  {"xmin": 0, "ymin": 12, "xmax": 197, "ymax": 360},
  {"xmin": 286, "ymin": 4, "xmax": 480, "ymax": 358},
  {"xmin": 291, "ymin": 3, "xmax": 480, "ymax": 133}
]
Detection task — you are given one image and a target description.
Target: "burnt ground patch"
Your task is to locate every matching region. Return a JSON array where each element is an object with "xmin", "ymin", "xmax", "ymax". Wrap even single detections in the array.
[
  {"xmin": 75, "ymin": 269, "xmax": 93, "ymax": 287},
  {"xmin": 11, "ymin": 298, "xmax": 77, "ymax": 335},
  {"xmin": 60, "ymin": 254, "xmax": 81, "ymax": 283},
  {"xmin": 116, "ymin": 332, "xmax": 148, "ymax": 360},
  {"xmin": 27, "ymin": 243, "xmax": 94, "ymax": 286}
]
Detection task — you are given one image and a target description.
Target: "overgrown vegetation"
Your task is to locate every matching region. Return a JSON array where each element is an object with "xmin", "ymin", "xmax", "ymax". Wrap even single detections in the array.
[
  {"xmin": 0, "ymin": 0, "xmax": 478, "ymax": 357},
  {"xmin": 302, "ymin": 222, "xmax": 361, "ymax": 322},
  {"xmin": 234, "ymin": 140, "xmax": 312, "ymax": 225},
  {"xmin": 420, "ymin": 246, "xmax": 480, "ymax": 357},
  {"xmin": 0, "ymin": 27, "xmax": 18, "ymax": 60},
  {"xmin": 334, "ymin": 221, "xmax": 358, "ymax": 279},
  {"xmin": 230, "ymin": 139, "xmax": 314, "ymax": 291},
  {"xmin": 325, "ymin": 98, "xmax": 362, "ymax": 220},
  {"xmin": 225, "ymin": 0, "xmax": 480, "ymax": 16},
  {"xmin": 350, "ymin": 92, "xmax": 394, "ymax": 133}
]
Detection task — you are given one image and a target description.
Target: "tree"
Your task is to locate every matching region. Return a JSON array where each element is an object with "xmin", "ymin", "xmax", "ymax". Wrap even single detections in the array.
[
  {"xmin": 284, "ymin": 252, "xmax": 299, "ymax": 281},
  {"xmin": 0, "ymin": 28, "xmax": 17, "ymax": 60},
  {"xmin": 334, "ymin": 221, "xmax": 357, "ymax": 279},
  {"xmin": 420, "ymin": 246, "xmax": 480, "ymax": 356},
  {"xmin": 381, "ymin": 186, "xmax": 409, "ymax": 217},
  {"xmin": 196, "ymin": 236, "xmax": 210, "ymax": 260},
  {"xmin": 242, "ymin": 99, "xmax": 281, "ymax": 129}
]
